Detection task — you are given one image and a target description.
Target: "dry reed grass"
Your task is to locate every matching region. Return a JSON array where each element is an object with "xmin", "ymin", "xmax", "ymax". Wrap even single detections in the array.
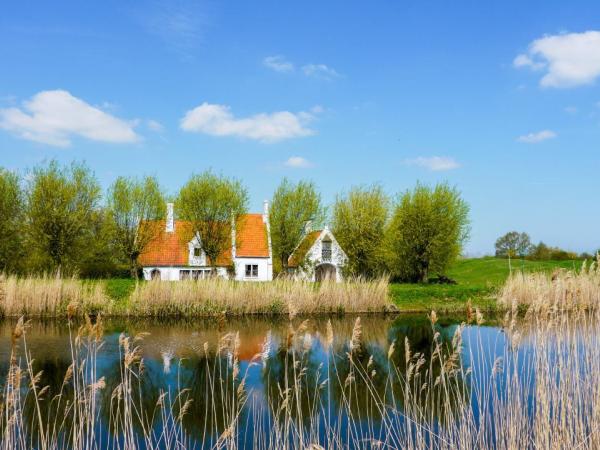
[
  {"xmin": 0, "ymin": 274, "xmax": 391, "ymax": 318},
  {"xmin": 498, "ymin": 257, "xmax": 600, "ymax": 311},
  {"xmin": 0, "ymin": 274, "xmax": 109, "ymax": 318},
  {"xmin": 128, "ymin": 277, "xmax": 391, "ymax": 317}
]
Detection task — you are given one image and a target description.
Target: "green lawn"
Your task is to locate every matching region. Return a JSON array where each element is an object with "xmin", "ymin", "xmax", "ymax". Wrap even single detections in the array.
[{"xmin": 390, "ymin": 257, "xmax": 583, "ymax": 313}]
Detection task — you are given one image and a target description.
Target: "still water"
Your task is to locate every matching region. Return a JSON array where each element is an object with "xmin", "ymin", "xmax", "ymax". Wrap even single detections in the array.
[{"xmin": 0, "ymin": 314, "xmax": 518, "ymax": 448}]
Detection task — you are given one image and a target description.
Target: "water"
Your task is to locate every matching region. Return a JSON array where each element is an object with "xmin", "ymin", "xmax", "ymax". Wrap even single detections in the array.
[{"xmin": 0, "ymin": 313, "xmax": 593, "ymax": 448}]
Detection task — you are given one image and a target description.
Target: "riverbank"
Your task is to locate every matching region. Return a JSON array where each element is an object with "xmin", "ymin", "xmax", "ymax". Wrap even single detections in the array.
[{"xmin": 0, "ymin": 257, "xmax": 588, "ymax": 317}]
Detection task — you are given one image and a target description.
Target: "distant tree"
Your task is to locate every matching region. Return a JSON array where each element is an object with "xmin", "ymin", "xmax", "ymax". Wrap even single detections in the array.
[
  {"xmin": 107, "ymin": 176, "xmax": 165, "ymax": 278},
  {"xmin": 0, "ymin": 168, "xmax": 24, "ymax": 273},
  {"xmin": 25, "ymin": 161, "xmax": 101, "ymax": 273},
  {"xmin": 386, "ymin": 183, "xmax": 470, "ymax": 283},
  {"xmin": 332, "ymin": 185, "xmax": 390, "ymax": 278},
  {"xmin": 270, "ymin": 178, "xmax": 325, "ymax": 275},
  {"xmin": 528, "ymin": 242, "xmax": 577, "ymax": 261},
  {"xmin": 176, "ymin": 171, "xmax": 248, "ymax": 273},
  {"xmin": 495, "ymin": 232, "xmax": 532, "ymax": 258}
]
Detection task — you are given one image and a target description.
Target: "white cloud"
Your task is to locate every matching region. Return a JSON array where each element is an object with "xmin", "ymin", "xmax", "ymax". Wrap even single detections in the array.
[
  {"xmin": 147, "ymin": 119, "xmax": 165, "ymax": 132},
  {"xmin": 0, "ymin": 90, "xmax": 139, "ymax": 147},
  {"xmin": 263, "ymin": 55, "xmax": 294, "ymax": 73},
  {"xmin": 180, "ymin": 103, "xmax": 317, "ymax": 142},
  {"xmin": 284, "ymin": 156, "xmax": 314, "ymax": 168},
  {"xmin": 404, "ymin": 156, "xmax": 460, "ymax": 171},
  {"xmin": 516, "ymin": 129, "xmax": 557, "ymax": 143},
  {"xmin": 302, "ymin": 63, "xmax": 340, "ymax": 80},
  {"xmin": 514, "ymin": 31, "xmax": 600, "ymax": 88}
]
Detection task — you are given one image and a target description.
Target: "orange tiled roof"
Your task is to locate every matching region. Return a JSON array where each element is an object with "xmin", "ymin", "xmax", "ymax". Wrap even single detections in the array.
[
  {"xmin": 139, "ymin": 214, "xmax": 269, "ymax": 267},
  {"xmin": 236, "ymin": 214, "xmax": 269, "ymax": 257},
  {"xmin": 288, "ymin": 230, "xmax": 322, "ymax": 268}
]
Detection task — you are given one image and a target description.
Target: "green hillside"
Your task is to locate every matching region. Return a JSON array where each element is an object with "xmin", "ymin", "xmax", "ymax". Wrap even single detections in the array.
[{"xmin": 390, "ymin": 257, "xmax": 583, "ymax": 313}]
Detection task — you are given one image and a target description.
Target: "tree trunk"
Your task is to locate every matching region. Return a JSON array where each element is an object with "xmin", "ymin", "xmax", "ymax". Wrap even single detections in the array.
[{"xmin": 130, "ymin": 256, "xmax": 139, "ymax": 280}]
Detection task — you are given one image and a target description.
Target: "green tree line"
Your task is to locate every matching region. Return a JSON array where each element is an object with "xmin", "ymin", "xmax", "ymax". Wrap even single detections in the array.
[{"xmin": 0, "ymin": 160, "xmax": 471, "ymax": 283}]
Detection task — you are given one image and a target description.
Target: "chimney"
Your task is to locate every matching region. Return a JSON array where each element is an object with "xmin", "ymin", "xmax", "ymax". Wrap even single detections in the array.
[
  {"xmin": 166, "ymin": 203, "xmax": 174, "ymax": 233},
  {"xmin": 262, "ymin": 200, "xmax": 269, "ymax": 223}
]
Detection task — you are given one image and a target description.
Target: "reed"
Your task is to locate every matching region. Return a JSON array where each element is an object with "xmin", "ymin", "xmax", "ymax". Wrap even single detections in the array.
[
  {"xmin": 2, "ymin": 304, "xmax": 599, "ymax": 448},
  {"xmin": 0, "ymin": 274, "xmax": 109, "ymax": 318},
  {"xmin": 498, "ymin": 256, "xmax": 600, "ymax": 311},
  {"xmin": 128, "ymin": 277, "xmax": 391, "ymax": 317},
  {"xmin": 0, "ymin": 274, "xmax": 391, "ymax": 317}
]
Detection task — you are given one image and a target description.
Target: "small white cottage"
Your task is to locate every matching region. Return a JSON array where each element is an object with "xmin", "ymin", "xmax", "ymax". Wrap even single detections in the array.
[
  {"xmin": 287, "ymin": 227, "xmax": 347, "ymax": 282},
  {"xmin": 139, "ymin": 202, "xmax": 273, "ymax": 281}
]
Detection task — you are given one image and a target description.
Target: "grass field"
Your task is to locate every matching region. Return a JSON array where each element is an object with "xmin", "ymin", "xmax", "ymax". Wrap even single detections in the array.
[{"xmin": 390, "ymin": 257, "xmax": 584, "ymax": 313}]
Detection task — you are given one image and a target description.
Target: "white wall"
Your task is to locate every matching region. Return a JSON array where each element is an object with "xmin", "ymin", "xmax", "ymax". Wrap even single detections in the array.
[
  {"xmin": 233, "ymin": 257, "xmax": 272, "ymax": 282},
  {"xmin": 142, "ymin": 266, "xmax": 228, "ymax": 281},
  {"xmin": 294, "ymin": 229, "xmax": 347, "ymax": 282}
]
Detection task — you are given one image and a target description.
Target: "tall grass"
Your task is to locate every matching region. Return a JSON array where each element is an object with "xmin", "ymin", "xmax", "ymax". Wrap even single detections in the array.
[
  {"xmin": 2, "ymin": 305, "xmax": 600, "ymax": 448},
  {"xmin": 129, "ymin": 277, "xmax": 391, "ymax": 317},
  {"xmin": 0, "ymin": 275, "xmax": 391, "ymax": 317},
  {"xmin": 0, "ymin": 274, "xmax": 108, "ymax": 318},
  {"xmin": 499, "ymin": 257, "xmax": 600, "ymax": 311}
]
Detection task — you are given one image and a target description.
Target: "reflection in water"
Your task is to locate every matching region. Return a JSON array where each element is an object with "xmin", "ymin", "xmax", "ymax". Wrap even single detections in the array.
[{"xmin": 0, "ymin": 314, "xmax": 479, "ymax": 448}]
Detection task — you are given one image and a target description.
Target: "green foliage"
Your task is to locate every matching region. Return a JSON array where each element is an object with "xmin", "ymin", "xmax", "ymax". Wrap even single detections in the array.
[
  {"xmin": 25, "ymin": 161, "xmax": 101, "ymax": 273},
  {"xmin": 270, "ymin": 178, "xmax": 324, "ymax": 274},
  {"xmin": 527, "ymin": 241, "xmax": 578, "ymax": 261},
  {"xmin": 386, "ymin": 183, "xmax": 470, "ymax": 283},
  {"xmin": 0, "ymin": 168, "xmax": 24, "ymax": 273},
  {"xmin": 332, "ymin": 185, "xmax": 389, "ymax": 278},
  {"xmin": 176, "ymin": 171, "xmax": 248, "ymax": 269},
  {"xmin": 104, "ymin": 278, "xmax": 137, "ymax": 302},
  {"xmin": 107, "ymin": 176, "xmax": 165, "ymax": 278},
  {"xmin": 495, "ymin": 231, "xmax": 532, "ymax": 258}
]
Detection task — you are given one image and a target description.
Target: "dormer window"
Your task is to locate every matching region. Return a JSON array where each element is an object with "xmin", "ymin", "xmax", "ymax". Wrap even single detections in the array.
[{"xmin": 194, "ymin": 247, "xmax": 201, "ymax": 257}]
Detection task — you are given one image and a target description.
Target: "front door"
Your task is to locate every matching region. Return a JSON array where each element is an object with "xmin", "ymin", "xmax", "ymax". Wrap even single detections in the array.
[{"xmin": 315, "ymin": 263, "xmax": 336, "ymax": 282}]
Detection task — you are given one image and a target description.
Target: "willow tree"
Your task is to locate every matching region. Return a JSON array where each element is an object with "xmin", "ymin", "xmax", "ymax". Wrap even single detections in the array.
[
  {"xmin": 107, "ymin": 176, "xmax": 165, "ymax": 278},
  {"xmin": 25, "ymin": 161, "xmax": 101, "ymax": 272},
  {"xmin": 0, "ymin": 168, "xmax": 23, "ymax": 273},
  {"xmin": 270, "ymin": 178, "xmax": 324, "ymax": 275},
  {"xmin": 176, "ymin": 171, "xmax": 248, "ymax": 273},
  {"xmin": 332, "ymin": 185, "xmax": 390, "ymax": 278},
  {"xmin": 386, "ymin": 183, "xmax": 470, "ymax": 283}
]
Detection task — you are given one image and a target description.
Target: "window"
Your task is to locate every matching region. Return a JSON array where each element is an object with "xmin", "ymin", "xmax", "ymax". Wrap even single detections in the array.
[
  {"xmin": 150, "ymin": 269, "xmax": 161, "ymax": 280},
  {"xmin": 179, "ymin": 270, "xmax": 191, "ymax": 280},
  {"xmin": 322, "ymin": 240, "xmax": 332, "ymax": 262},
  {"xmin": 245, "ymin": 264, "xmax": 259, "ymax": 278},
  {"xmin": 191, "ymin": 269, "xmax": 211, "ymax": 280},
  {"xmin": 193, "ymin": 247, "xmax": 201, "ymax": 257}
]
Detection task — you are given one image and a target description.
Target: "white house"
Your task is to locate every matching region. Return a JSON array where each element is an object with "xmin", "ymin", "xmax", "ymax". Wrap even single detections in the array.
[
  {"xmin": 288, "ymin": 227, "xmax": 348, "ymax": 282},
  {"xmin": 139, "ymin": 202, "xmax": 273, "ymax": 281}
]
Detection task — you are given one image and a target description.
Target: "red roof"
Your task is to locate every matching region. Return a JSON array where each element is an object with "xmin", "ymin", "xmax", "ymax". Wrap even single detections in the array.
[{"xmin": 139, "ymin": 214, "xmax": 269, "ymax": 267}]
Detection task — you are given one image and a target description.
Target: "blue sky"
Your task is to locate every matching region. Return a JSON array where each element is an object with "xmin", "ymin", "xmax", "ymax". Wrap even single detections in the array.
[{"xmin": 1, "ymin": 0, "xmax": 599, "ymax": 255}]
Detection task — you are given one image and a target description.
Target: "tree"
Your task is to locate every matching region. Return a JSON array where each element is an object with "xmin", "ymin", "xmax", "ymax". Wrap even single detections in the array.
[
  {"xmin": 0, "ymin": 168, "xmax": 24, "ymax": 273},
  {"xmin": 176, "ymin": 171, "xmax": 248, "ymax": 273},
  {"xmin": 495, "ymin": 232, "xmax": 532, "ymax": 258},
  {"xmin": 107, "ymin": 176, "xmax": 165, "ymax": 278},
  {"xmin": 386, "ymin": 183, "xmax": 470, "ymax": 283},
  {"xmin": 25, "ymin": 161, "xmax": 101, "ymax": 273},
  {"xmin": 332, "ymin": 185, "xmax": 389, "ymax": 278},
  {"xmin": 270, "ymin": 178, "xmax": 324, "ymax": 275}
]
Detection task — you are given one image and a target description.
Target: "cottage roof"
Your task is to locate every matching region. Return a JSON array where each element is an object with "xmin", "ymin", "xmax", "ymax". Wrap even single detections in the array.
[
  {"xmin": 288, "ymin": 230, "xmax": 323, "ymax": 268},
  {"xmin": 139, "ymin": 213, "xmax": 269, "ymax": 267}
]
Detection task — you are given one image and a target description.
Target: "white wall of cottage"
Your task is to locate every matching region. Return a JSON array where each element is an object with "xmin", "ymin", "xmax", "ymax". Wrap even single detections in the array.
[{"xmin": 294, "ymin": 228, "xmax": 347, "ymax": 282}]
